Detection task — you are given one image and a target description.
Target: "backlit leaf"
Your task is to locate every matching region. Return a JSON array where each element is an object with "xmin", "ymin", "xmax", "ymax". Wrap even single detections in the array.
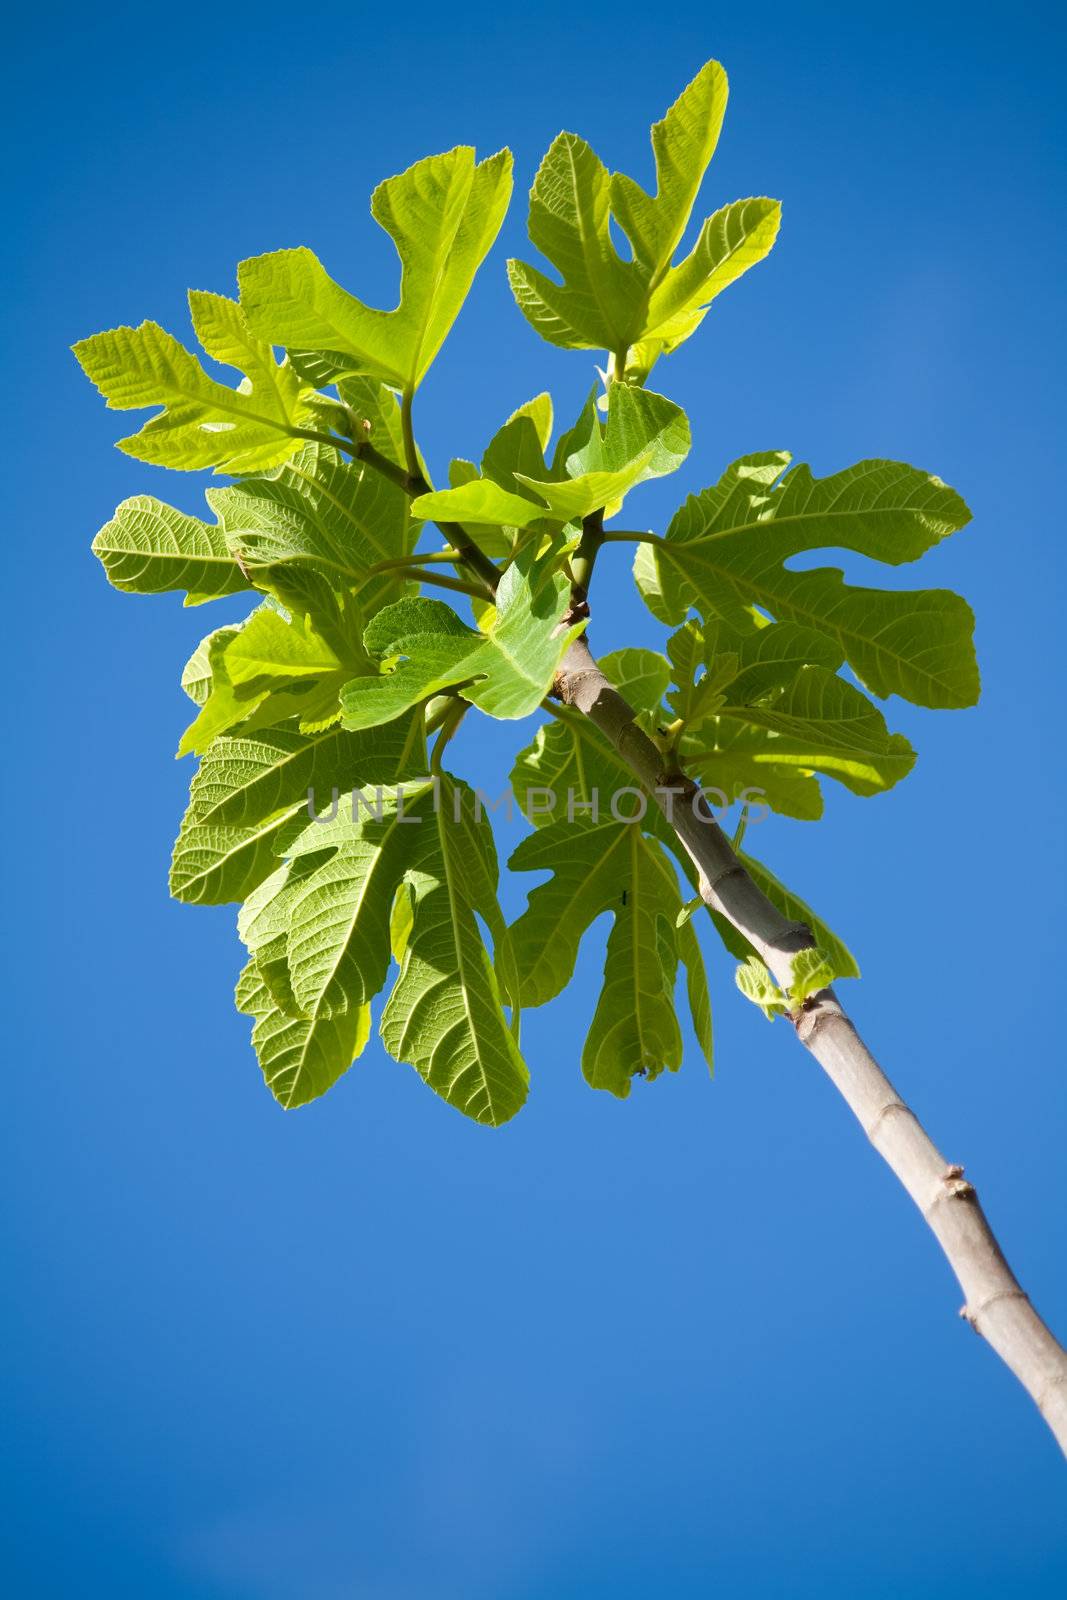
[
  {"xmin": 73, "ymin": 293, "xmax": 318, "ymax": 474},
  {"xmin": 92, "ymin": 496, "xmax": 249, "ymax": 605},
  {"xmin": 275, "ymin": 775, "xmax": 528, "ymax": 1124},
  {"xmin": 413, "ymin": 384, "xmax": 689, "ymax": 528},
  {"xmin": 638, "ymin": 456, "xmax": 978, "ymax": 708},
  {"xmin": 509, "ymin": 61, "xmax": 780, "ymax": 373},
  {"xmin": 341, "ymin": 547, "xmax": 583, "ymax": 728},
  {"xmin": 238, "ymin": 147, "xmax": 513, "ymax": 393}
]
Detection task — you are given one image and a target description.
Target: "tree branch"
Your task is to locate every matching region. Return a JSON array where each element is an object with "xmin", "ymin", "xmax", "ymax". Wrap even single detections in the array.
[
  {"xmin": 398, "ymin": 569, "xmax": 488, "ymax": 598},
  {"xmin": 570, "ymin": 509, "xmax": 606, "ymax": 600},
  {"xmin": 554, "ymin": 629, "xmax": 1067, "ymax": 1454},
  {"xmin": 427, "ymin": 517, "xmax": 502, "ymax": 598},
  {"xmin": 396, "ymin": 392, "xmax": 501, "ymax": 597},
  {"xmin": 336, "ymin": 402, "xmax": 502, "ymax": 600}
]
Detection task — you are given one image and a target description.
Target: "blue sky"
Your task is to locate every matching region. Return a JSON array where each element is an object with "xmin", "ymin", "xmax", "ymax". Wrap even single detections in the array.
[{"xmin": 5, "ymin": 1, "xmax": 1066, "ymax": 1594}]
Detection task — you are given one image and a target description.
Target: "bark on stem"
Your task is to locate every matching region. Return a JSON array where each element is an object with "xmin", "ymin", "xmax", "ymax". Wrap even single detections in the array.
[{"xmin": 555, "ymin": 632, "xmax": 1067, "ymax": 1454}]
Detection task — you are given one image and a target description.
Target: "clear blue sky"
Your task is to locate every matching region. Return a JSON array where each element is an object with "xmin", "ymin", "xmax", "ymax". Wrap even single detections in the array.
[{"xmin": 5, "ymin": 2, "xmax": 1066, "ymax": 1594}]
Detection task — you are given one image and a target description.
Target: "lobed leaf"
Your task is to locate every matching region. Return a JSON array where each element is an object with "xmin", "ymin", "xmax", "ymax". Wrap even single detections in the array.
[
  {"xmin": 413, "ymin": 383, "xmax": 689, "ymax": 529},
  {"xmin": 508, "ymin": 61, "xmax": 780, "ymax": 374},
  {"xmin": 341, "ymin": 547, "xmax": 584, "ymax": 728},
  {"xmin": 508, "ymin": 697, "xmax": 714, "ymax": 1094},
  {"xmin": 284, "ymin": 792, "xmax": 430, "ymax": 1021},
  {"xmin": 508, "ymin": 816, "xmax": 699, "ymax": 1097},
  {"xmin": 171, "ymin": 713, "xmax": 423, "ymax": 907},
  {"xmin": 508, "ymin": 131, "xmax": 646, "ymax": 354},
  {"xmin": 508, "ymin": 668, "xmax": 858, "ymax": 1032},
  {"xmin": 638, "ymin": 455, "xmax": 978, "ymax": 708},
  {"xmin": 176, "ymin": 608, "xmax": 355, "ymax": 757},
  {"xmin": 209, "ymin": 439, "xmax": 415, "ymax": 613},
  {"xmin": 379, "ymin": 776, "xmax": 527, "ymax": 1125},
  {"xmin": 236, "ymin": 947, "xmax": 373, "ymax": 1109},
  {"xmin": 238, "ymin": 147, "xmax": 513, "ymax": 393},
  {"xmin": 581, "ymin": 830, "xmax": 686, "ymax": 1095},
  {"xmin": 662, "ymin": 614, "xmax": 916, "ymax": 806},
  {"xmin": 170, "ymin": 806, "xmax": 303, "ymax": 908},
  {"xmin": 634, "ymin": 197, "xmax": 781, "ymax": 370},
  {"xmin": 92, "ymin": 497, "xmax": 249, "ymax": 605},
  {"xmin": 73, "ymin": 294, "xmax": 319, "ymax": 474},
  {"xmin": 716, "ymin": 666, "xmax": 916, "ymax": 797},
  {"xmin": 610, "ymin": 60, "xmax": 729, "ymax": 278},
  {"xmin": 434, "ymin": 395, "xmax": 558, "ymax": 559},
  {"xmin": 269, "ymin": 774, "xmax": 527, "ymax": 1124}
]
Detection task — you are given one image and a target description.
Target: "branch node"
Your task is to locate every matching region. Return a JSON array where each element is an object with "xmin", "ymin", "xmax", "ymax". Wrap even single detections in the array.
[
  {"xmin": 655, "ymin": 767, "xmax": 698, "ymax": 795},
  {"xmin": 939, "ymin": 1166, "xmax": 976, "ymax": 1202},
  {"xmin": 794, "ymin": 995, "xmax": 844, "ymax": 1048},
  {"xmin": 866, "ymin": 1100, "xmax": 898, "ymax": 1137},
  {"xmin": 962, "ymin": 1289, "xmax": 1030, "ymax": 1332},
  {"xmin": 554, "ymin": 665, "xmax": 601, "ymax": 707}
]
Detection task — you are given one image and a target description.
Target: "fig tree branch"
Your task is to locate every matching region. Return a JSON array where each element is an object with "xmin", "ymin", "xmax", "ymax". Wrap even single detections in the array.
[{"xmin": 553, "ymin": 626, "xmax": 1067, "ymax": 1455}]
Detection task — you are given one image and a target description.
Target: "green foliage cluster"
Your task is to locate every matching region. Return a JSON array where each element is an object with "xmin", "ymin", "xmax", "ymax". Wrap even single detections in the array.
[{"xmin": 77, "ymin": 62, "xmax": 977, "ymax": 1124}]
